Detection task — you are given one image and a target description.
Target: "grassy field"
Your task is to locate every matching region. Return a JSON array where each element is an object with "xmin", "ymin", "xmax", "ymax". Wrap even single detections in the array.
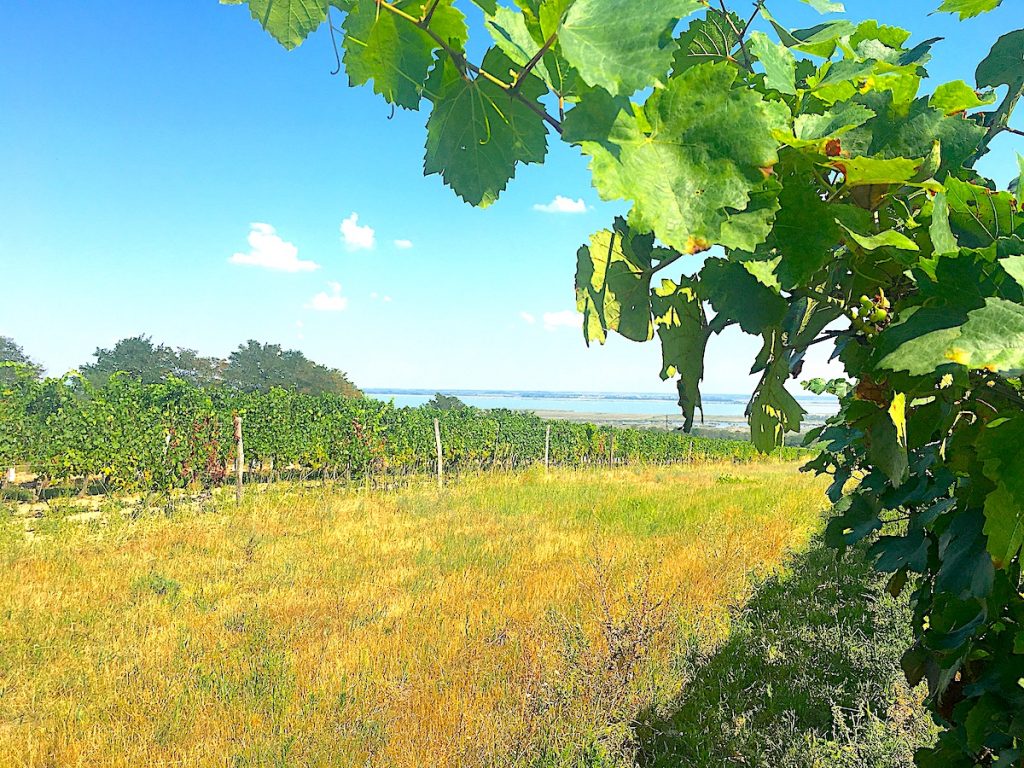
[{"xmin": 0, "ymin": 463, "xmax": 928, "ymax": 767}]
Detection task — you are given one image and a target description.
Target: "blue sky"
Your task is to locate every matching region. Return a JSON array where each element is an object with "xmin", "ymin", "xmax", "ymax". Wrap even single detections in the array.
[{"xmin": 0, "ymin": 1, "xmax": 1020, "ymax": 393}]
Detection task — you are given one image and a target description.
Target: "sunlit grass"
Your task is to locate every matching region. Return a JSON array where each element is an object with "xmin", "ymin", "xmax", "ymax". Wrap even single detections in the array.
[{"xmin": 0, "ymin": 462, "xmax": 825, "ymax": 767}]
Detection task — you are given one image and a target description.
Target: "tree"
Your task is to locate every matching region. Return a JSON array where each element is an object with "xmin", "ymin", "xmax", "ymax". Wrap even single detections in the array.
[
  {"xmin": 172, "ymin": 347, "xmax": 225, "ymax": 388},
  {"xmin": 0, "ymin": 336, "xmax": 42, "ymax": 383},
  {"xmin": 425, "ymin": 392, "xmax": 468, "ymax": 410},
  {"xmin": 81, "ymin": 335, "xmax": 182, "ymax": 386},
  {"xmin": 226, "ymin": 1, "xmax": 1021, "ymax": 763},
  {"xmin": 223, "ymin": 340, "xmax": 361, "ymax": 396}
]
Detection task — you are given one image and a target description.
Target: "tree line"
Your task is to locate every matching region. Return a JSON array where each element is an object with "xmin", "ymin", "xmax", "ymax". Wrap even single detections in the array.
[{"xmin": 0, "ymin": 335, "xmax": 360, "ymax": 397}]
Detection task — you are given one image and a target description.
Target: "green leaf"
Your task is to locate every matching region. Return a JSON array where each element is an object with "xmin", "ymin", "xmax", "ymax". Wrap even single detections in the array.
[
  {"xmin": 929, "ymin": 80, "xmax": 997, "ymax": 116},
  {"xmin": 945, "ymin": 177, "xmax": 1022, "ymax": 249},
  {"xmin": 345, "ymin": 0, "xmax": 467, "ymax": 109},
  {"xmin": 929, "ymin": 191, "xmax": 959, "ymax": 256},
  {"xmin": 719, "ymin": 177, "xmax": 783, "ymax": 253},
  {"xmin": 700, "ymin": 258, "xmax": 788, "ymax": 335},
  {"xmin": 749, "ymin": 32, "xmax": 797, "ymax": 95},
  {"xmin": 221, "ymin": 0, "xmax": 326, "ymax": 49},
  {"xmin": 870, "ymin": 531, "xmax": 928, "ymax": 573},
  {"xmin": 564, "ymin": 62, "xmax": 788, "ymax": 254},
  {"xmin": 770, "ymin": 156, "xmax": 841, "ymax": 287},
  {"xmin": 833, "ymin": 156, "xmax": 919, "ymax": 187},
  {"xmin": 575, "ymin": 219, "xmax": 657, "ymax": 345},
  {"xmin": 976, "ymin": 29, "xmax": 1024, "ymax": 90},
  {"xmin": 748, "ymin": 335, "xmax": 804, "ymax": 451},
  {"xmin": 793, "ymin": 102, "xmax": 876, "ymax": 141},
  {"xmin": 424, "ymin": 48, "xmax": 548, "ymax": 207},
  {"xmin": 800, "ymin": 0, "xmax": 844, "ymax": 12},
  {"xmin": 839, "ymin": 222, "xmax": 920, "ymax": 252},
  {"xmin": 880, "ymin": 298, "xmax": 1024, "ymax": 375},
  {"xmin": 760, "ymin": 10, "xmax": 856, "ymax": 59},
  {"xmin": 558, "ymin": 0, "xmax": 698, "ymax": 96},
  {"xmin": 885, "ymin": 392, "xmax": 910, "ymax": 484},
  {"xmin": 651, "ymin": 278, "xmax": 709, "ymax": 432},
  {"xmin": 468, "ymin": 0, "xmax": 498, "ymax": 13},
  {"xmin": 1000, "ymin": 251, "xmax": 1024, "ymax": 290},
  {"xmin": 978, "ymin": 416, "xmax": 1024, "ymax": 568},
  {"xmin": 485, "ymin": 5, "xmax": 574, "ymax": 92},
  {"xmin": 844, "ymin": 93, "xmax": 987, "ymax": 179},
  {"xmin": 937, "ymin": 0, "xmax": 1002, "ymax": 19},
  {"xmin": 537, "ymin": 0, "xmax": 574, "ymax": 39},
  {"xmin": 672, "ymin": 8, "xmax": 742, "ymax": 75}
]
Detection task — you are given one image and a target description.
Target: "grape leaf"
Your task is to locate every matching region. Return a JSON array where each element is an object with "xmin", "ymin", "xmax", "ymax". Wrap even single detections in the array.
[
  {"xmin": 945, "ymin": 178, "xmax": 1022, "ymax": 248},
  {"xmin": 345, "ymin": 0, "xmax": 467, "ymax": 109},
  {"xmin": 700, "ymin": 258, "xmax": 788, "ymax": 335},
  {"xmin": 486, "ymin": 6, "xmax": 558, "ymax": 89},
  {"xmin": 839, "ymin": 223, "xmax": 920, "ymax": 252},
  {"xmin": 559, "ymin": 0, "xmax": 699, "ymax": 96},
  {"xmin": 976, "ymin": 29, "xmax": 1024, "ymax": 91},
  {"xmin": 221, "ymin": 0, "xmax": 326, "ymax": 49},
  {"xmin": 564, "ymin": 62, "xmax": 788, "ymax": 254},
  {"xmin": 849, "ymin": 94, "xmax": 987, "ymax": 179},
  {"xmin": 672, "ymin": 8, "xmax": 742, "ymax": 75},
  {"xmin": 833, "ymin": 156, "xmax": 919, "ymax": 187},
  {"xmin": 749, "ymin": 32, "xmax": 797, "ymax": 95},
  {"xmin": 747, "ymin": 335, "xmax": 804, "ymax": 451},
  {"xmin": 879, "ymin": 298, "xmax": 1024, "ymax": 375},
  {"xmin": 1000, "ymin": 247, "xmax": 1024, "ymax": 289},
  {"xmin": 468, "ymin": 0, "xmax": 498, "ymax": 14},
  {"xmin": 767, "ymin": 154, "xmax": 845, "ymax": 287},
  {"xmin": 978, "ymin": 416, "xmax": 1024, "ymax": 568},
  {"xmin": 793, "ymin": 101, "xmax": 875, "ymax": 140},
  {"xmin": 870, "ymin": 531, "xmax": 928, "ymax": 572},
  {"xmin": 760, "ymin": 11, "xmax": 856, "ymax": 59},
  {"xmin": 800, "ymin": 0, "xmax": 844, "ymax": 12},
  {"xmin": 575, "ymin": 220, "xmax": 657, "ymax": 345},
  {"xmin": 424, "ymin": 48, "xmax": 548, "ymax": 206},
  {"xmin": 719, "ymin": 178, "xmax": 783, "ymax": 253},
  {"xmin": 937, "ymin": 0, "xmax": 1003, "ymax": 19},
  {"xmin": 929, "ymin": 191, "xmax": 959, "ymax": 256},
  {"xmin": 929, "ymin": 80, "xmax": 997, "ymax": 115},
  {"xmin": 651, "ymin": 277, "xmax": 709, "ymax": 431}
]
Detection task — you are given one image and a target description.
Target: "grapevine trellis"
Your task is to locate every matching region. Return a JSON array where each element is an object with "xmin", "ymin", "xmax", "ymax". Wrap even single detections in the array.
[{"xmin": 0, "ymin": 370, "xmax": 800, "ymax": 494}]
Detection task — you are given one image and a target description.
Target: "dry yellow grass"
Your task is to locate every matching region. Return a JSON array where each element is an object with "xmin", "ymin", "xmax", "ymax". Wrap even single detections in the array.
[{"xmin": 0, "ymin": 462, "xmax": 824, "ymax": 768}]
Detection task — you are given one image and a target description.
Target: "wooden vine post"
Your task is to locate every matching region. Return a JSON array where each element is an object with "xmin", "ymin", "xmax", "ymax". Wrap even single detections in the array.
[
  {"xmin": 233, "ymin": 413, "xmax": 244, "ymax": 506},
  {"xmin": 544, "ymin": 424, "xmax": 551, "ymax": 471},
  {"xmin": 4, "ymin": 466, "xmax": 14, "ymax": 486},
  {"xmin": 434, "ymin": 418, "xmax": 443, "ymax": 490},
  {"xmin": 609, "ymin": 432, "xmax": 615, "ymax": 466}
]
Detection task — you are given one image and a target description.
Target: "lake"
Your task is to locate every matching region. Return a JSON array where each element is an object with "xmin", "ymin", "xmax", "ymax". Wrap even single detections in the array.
[{"xmin": 364, "ymin": 389, "xmax": 839, "ymax": 418}]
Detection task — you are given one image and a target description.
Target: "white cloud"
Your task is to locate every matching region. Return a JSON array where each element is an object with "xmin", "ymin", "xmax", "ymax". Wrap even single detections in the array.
[
  {"xmin": 383, "ymin": 295, "xmax": 392, "ymax": 303},
  {"xmin": 370, "ymin": 291, "xmax": 380, "ymax": 300},
  {"xmin": 520, "ymin": 311, "xmax": 536, "ymax": 325},
  {"xmin": 394, "ymin": 239, "xmax": 414, "ymax": 249},
  {"xmin": 543, "ymin": 310, "xmax": 583, "ymax": 331},
  {"xmin": 341, "ymin": 213, "xmax": 376, "ymax": 251},
  {"xmin": 228, "ymin": 223, "xmax": 319, "ymax": 272},
  {"xmin": 533, "ymin": 195, "xmax": 588, "ymax": 214},
  {"xmin": 307, "ymin": 282, "xmax": 348, "ymax": 312}
]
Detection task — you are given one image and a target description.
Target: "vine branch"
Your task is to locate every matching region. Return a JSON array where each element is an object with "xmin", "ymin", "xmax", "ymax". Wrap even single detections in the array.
[
  {"xmin": 374, "ymin": 0, "xmax": 563, "ymax": 133},
  {"xmin": 970, "ymin": 77, "xmax": 1024, "ymax": 166},
  {"xmin": 511, "ymin": 32, "xmax": 558, "ymax": 93},
  {"xmin": 719, "ymin": 0, "xmax": 752, "ymax": 71}
]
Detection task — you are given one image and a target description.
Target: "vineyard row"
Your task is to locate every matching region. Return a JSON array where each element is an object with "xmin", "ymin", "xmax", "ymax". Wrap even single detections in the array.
[{"xmin": 0, "ymin": 373, "xmax": 805, "ymax": 493}]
